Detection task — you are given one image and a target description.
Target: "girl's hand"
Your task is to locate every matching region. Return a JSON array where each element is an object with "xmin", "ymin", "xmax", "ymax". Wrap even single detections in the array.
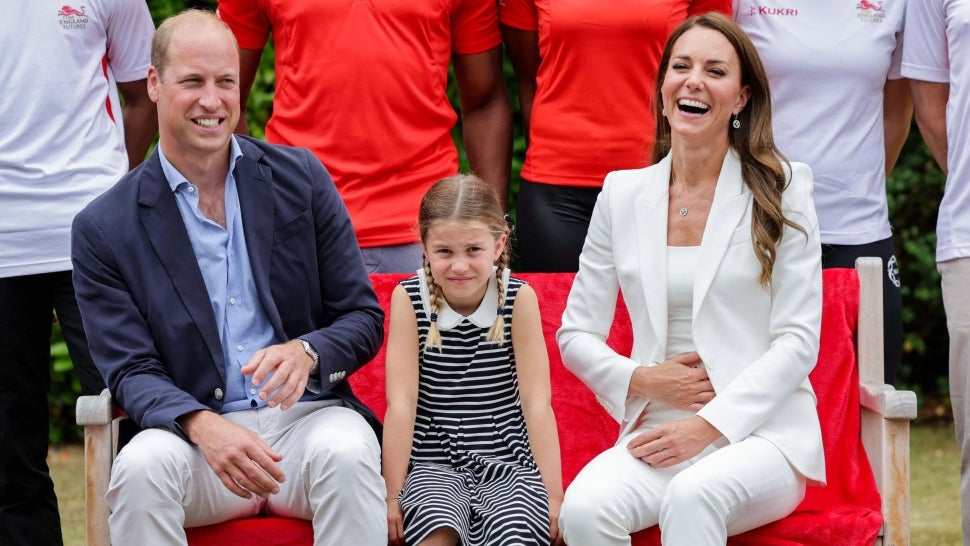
[
  {"xmin": 549, "ymin": 495, "xmax": 564, "ymax": 545},
  {"xmin": 386, "ymin": 497, "xmax": 405, "ymax": 546}
]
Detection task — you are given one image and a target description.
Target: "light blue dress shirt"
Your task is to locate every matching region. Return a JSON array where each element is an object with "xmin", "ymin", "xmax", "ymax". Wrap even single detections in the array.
[{"xmin": 159, "ymin": 138, "xmax": 278, "ymax": 413}]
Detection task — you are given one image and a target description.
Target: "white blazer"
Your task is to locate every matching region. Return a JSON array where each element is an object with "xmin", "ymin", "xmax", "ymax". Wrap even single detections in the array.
[{"xmin": 558, "ymin": 150, "xmax": 826, "ymax": 485}]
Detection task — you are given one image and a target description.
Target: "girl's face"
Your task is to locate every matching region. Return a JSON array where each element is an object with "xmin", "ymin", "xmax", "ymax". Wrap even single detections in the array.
[
  {"xmin": 423, "ymin": 220, "xmax": 507, "ymax": 315},
  {"xmin": 660, "ymin": 26, "xmax": 750, "ymax": 146}
]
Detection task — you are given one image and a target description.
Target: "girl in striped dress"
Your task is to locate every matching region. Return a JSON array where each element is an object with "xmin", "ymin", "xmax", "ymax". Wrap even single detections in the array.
[{"xmin": 382, "ymin": 174, "xmax": 564, "ymax": 546}]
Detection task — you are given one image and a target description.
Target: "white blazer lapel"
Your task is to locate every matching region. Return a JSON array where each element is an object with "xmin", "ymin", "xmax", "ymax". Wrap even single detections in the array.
[
  {"xmin": 635, "ymin": 154, "xmax": 672, "ymax": 352},
  {"xmin": 694, "ymin": 150, "xmax": 750, "ymax": 317}
]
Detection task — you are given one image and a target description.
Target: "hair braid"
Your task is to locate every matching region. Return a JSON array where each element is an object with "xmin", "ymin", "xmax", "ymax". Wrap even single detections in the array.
[
  {"xmin": 423, "ymin": 258, "xmax": 445, "ymax": 352},
  {"xmin": 486, "ymin": 244, "xmax": 511, "ymax": 343}
]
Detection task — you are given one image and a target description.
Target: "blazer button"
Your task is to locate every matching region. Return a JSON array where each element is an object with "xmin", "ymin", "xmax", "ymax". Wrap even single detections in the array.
[
  {"xmin": 214, "ymin": 388, "xmax": 224, "ymax": 400},
  {"xmin": 706, "ymin": 359, "xmax": 716, "ymax": 370}
]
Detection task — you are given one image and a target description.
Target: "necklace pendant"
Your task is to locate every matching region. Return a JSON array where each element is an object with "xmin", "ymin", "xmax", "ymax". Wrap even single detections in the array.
[{"xmin": 679, "ymin": 207, "xmax": 689, "ymax": 217}]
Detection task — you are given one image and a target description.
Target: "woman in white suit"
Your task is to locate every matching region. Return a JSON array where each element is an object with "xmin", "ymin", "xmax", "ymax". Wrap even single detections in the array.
[{"xmin": 556, "ymin": 13, "xmax": 824, "ymax": 545}]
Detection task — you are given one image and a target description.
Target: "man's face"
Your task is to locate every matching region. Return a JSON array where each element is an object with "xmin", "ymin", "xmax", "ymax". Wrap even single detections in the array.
[{"xmin": 147, "ymin": 21, "xmax": 240, "ymax": 165}]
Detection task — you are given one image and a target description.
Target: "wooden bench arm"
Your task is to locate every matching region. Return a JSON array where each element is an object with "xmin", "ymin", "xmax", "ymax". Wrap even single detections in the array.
[
  {"xmin": 76, "ymin": 389, "xmax": 116, "ymax": 546},
  {"xmin": 76, "ymin": 388, "xmax": 113, "ymax": 426},
  {"xmin": 859, "ymin": 382, "xmax": 917, "ymax": 546},
  {"xmin": 860, "ymin": 382, "xmax": 918, "ymax": 421}
]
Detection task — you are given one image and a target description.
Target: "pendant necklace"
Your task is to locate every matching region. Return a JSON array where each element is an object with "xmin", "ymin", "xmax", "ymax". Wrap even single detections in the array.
[{"xmin": 674, "ymin": 184, "xmax": 713, "ymax": 217}]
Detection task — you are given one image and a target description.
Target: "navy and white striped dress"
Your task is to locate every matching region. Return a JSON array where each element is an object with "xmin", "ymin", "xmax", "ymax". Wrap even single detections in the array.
[{"xmin": 398, "ymin": 270, "xmax": 550, "ymax": 546}]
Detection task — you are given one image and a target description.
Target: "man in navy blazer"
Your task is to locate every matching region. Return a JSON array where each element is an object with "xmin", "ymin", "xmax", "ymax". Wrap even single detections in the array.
[{"xmin": 71, "ymin": 10, "xmax": 387, "ymax": 544}]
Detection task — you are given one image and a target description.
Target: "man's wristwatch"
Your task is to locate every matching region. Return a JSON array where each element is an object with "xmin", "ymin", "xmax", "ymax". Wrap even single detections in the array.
[{"xmin": 298, "ymin": 339, "xmax": 320, "ymax": 376}]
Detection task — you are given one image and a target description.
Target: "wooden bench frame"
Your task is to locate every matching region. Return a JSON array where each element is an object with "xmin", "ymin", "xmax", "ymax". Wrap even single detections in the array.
[
  {"xmin": 855, "ymin": 257, "xmax": 919, "ymax": 546},
  {"xmin": 76, "ymin": 257, "xmax": 918, "ymax": 545}
]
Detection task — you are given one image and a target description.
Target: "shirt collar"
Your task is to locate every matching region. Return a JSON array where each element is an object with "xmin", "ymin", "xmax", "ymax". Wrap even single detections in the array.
[
  {"xmin": 418, "ymin": 267, "xmax": 509, "ymax": 330},
  {"xmin": 158, "ymin": 136, "xmax": 243, "ymax": 192}
]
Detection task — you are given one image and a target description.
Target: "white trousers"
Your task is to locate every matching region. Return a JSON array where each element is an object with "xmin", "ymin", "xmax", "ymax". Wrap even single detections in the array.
[
  {"xmin": 106, "ymin": 400, "xmax": 387, "ymax": 545},
  {"xmin": 939, "ymin": 257, "xmax": 970, "ymax": 544},
  {"xmin": 559, "ymin": 430, "xmax": 806, "ymax": 546}
]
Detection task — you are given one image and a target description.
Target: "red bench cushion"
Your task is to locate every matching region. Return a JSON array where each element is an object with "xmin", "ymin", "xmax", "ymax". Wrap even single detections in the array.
[
  {"xmin": 187, "ymin": 269, "xmax": 881, "ymax": 546},
  {"xmin": 186, "ymin": 517, "xmax": 312, "ymax": 544}
]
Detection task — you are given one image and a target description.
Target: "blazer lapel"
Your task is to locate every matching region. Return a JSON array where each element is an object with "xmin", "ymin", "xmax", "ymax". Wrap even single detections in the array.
[
  {"xmin": 693, "ymin": 150, "xmax": 750, "ymax": 317},
  {"xmin": 137, "ymin": 153, "xmax": 225, "ymax": 376},
  {"xmin": 635, "ymin": 154, "xmax": 672, "ymax": 350},
  {"xmin": 234, "ymin": 141, "xmax": 286, "ymax": 340}
]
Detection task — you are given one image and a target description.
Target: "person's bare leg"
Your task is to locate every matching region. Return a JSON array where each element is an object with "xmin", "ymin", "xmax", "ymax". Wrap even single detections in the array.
[{"xmin": 417, "ymin": 527, "xmax": 459, "ymax": 546}]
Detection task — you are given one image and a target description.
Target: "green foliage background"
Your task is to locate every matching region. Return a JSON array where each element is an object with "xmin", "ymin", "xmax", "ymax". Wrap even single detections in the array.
[{"xmin": 47, "ymin": 0, "xmax": 951, "ymax": 443}]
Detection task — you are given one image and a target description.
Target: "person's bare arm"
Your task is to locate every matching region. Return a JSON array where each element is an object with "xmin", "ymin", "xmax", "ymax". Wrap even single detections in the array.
[
  {"xmin": 117, "ymin": 79, "xmax": 157, "ymax": 168},
  {"xmin": 235, "ymin": 47, "xmax": 264, "ymax": 135},
  {"xmin": 501, "ymin": 26, "xmax": 540, "ymax": 143},
  {"xmin": 511, "ymin": 285, "xmax": 564, "ymax": 545},
  {"xmin": 883, "ymin": 78, "xmax": 914, "ymax": 176},
  {"xmin": 381, "ymin": 286, "xmax": 421, "ymax": 546},
  {"xmin": 453, "ymin": 46, "xmax": 513, "ymax": 207},
  {"xmin": 910, "ymin": 79, "xmax": 950, "ymax": 173}
]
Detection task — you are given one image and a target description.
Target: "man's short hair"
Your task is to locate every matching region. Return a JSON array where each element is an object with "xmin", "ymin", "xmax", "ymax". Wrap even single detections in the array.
[{"xmin": 151, "ymin": 9, "xmax": 238, "ymax": 79}]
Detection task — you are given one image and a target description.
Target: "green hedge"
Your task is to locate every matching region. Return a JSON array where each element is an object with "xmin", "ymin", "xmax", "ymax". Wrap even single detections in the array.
[
  {"xmin": 48, "ymin": 0, "xmax": 951, "ymax": 443},
  {"xmin": 888, "ymin": 130, "xmax": 950, "ymax": 410}
]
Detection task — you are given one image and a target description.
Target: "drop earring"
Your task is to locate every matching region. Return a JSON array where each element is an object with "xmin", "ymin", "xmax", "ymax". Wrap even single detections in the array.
[
  {"xmin": 731, "ymin": 114, "xmax": 741, "ymax": 129},
  {"xmin": 662, "ymin": 107, "xmax": 667, "ymax": 117}
]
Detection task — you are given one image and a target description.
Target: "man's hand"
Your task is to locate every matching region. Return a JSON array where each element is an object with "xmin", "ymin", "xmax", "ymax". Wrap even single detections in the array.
[
  {"xmin": 241, "ymin": 340, "xmax": 314, "ymax": 410},
  {"xmin": 179, "ymin": 410, "xmax": 285, "ymax": 498}
]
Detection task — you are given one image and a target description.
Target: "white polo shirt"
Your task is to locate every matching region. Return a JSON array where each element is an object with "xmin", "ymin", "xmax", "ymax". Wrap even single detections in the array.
[
  {"xmin": 902, "ymin": 0, "xmax": 970, "ymax": 263},
  {"xmin": 734, "ymin": 0, "xmax": 905, "ymax": 245},
  {"xmin": 0, "ymin": 1, "xmax": 154, "ymax": 278}
]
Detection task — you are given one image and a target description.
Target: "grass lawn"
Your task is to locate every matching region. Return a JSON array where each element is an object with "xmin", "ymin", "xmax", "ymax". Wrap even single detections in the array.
[
  {"xmin": 51, "ymin": 422, "xmax": 962, "ymax": 545},
  {"xmin": 910, "ymin": 422, "xmax": 962, "ymax": 545}
]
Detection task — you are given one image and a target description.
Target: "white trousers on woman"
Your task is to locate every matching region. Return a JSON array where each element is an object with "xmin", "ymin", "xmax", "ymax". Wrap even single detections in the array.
[
  {"xmin": 559, "ymin": 430, "xmax": 806, "ymax": 546},
  {"xmin": 105, "ymin": 400, "xmax": 387, "ymax": 546}
]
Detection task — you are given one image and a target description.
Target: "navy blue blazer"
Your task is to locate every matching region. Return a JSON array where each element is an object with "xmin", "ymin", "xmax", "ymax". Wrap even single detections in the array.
[{"xmin": 72, "ymin": 136, "xmax": 384, "ymax": 441}]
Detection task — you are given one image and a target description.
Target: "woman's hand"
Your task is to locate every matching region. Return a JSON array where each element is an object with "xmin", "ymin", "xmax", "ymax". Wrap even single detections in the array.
[
  {"xmin": 626, "ymin": 416, "xmax": 723, "ymax": 468},
  {"xmin": 630, "ymin": 352, "xmax": 715, "ymax": 411},
  {"xmin": 386, "ymin": 496, "xmax": 405, "ymax": 546},
  {"xmin": 549, "ymin": 494, "xmax": 564, "ymax": 545}
]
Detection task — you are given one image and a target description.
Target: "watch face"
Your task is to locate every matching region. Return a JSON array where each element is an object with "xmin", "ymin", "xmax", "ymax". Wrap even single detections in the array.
[{"xmin": 300, "ymin": 339, "xmax": 319, "ymax": 362}]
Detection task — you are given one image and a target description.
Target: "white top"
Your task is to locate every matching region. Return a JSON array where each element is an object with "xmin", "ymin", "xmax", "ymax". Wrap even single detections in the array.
[
  {"xmin": 901, "ymin": 0, "xmax": 970, "ymax": 262},
  {"xmin": 633, "ymin": 245, "xmax": 701, "ymax": 431},
  {"xmin": 0, "ymin": 0, "xmax": 154, "ymax": 277},
  {"xmin": 734, "ymin": 0, "xmax": 905, "ymax": 245},
  {"xmin": 665, "ymin": 245, "xmax": 699, "ymax": 359}
]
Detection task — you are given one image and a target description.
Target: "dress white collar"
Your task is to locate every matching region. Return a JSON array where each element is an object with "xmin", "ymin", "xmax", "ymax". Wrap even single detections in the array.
[{"xmin": 417, "ymin": 267, "xmax": 510, "ymax": 330}]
